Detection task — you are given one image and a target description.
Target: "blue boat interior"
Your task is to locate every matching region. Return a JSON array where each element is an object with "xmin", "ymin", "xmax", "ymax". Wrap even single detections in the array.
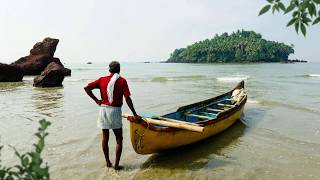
[{"xmin": 142, "ymin": 95, "xmax": 237, "ymax": 127}]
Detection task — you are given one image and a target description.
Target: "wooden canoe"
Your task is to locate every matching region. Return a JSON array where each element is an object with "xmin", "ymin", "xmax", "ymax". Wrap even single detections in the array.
[{"xmin": 125, "ymin": 81, "xmax": 247, "ymax": 154}]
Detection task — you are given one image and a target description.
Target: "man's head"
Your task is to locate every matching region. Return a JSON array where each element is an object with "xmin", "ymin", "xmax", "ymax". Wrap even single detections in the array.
[{"xmin": 109, "ymin": 61, "xmax": 120, "ymax": 74}]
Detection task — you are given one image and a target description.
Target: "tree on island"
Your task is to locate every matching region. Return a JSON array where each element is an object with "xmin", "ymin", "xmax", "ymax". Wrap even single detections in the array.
[
  {"xmin": 259, "ymin": 0, "xmax": 320, "ymax": 36},
  {"xmin": 167, "ymin": 30, "xmax": 294, "ymax": 63}
]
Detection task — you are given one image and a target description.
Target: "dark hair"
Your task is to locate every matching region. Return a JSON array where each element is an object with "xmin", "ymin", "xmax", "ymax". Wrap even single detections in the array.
[{"xmin": 109, "ymin": 61, "xmax": 120, "ymax": 73}]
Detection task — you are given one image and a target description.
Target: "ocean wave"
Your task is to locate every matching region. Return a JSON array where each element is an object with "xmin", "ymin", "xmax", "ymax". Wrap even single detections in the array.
[
  {"xmin": 298, "ymin": 74, "xmax": 320, "ymax": 78},
  {"xmin": 306, "ymin": 74, "xmax": 320, "ymax": 78},
  {"xmin": 64, "ymin": 78, "xmax": 93, "ymax": 82},
  {"xmin": 72, "ymin": 68, "xmax": 92, "ymax": 71},
  {"xmin": 152, "ymin": 75, "xmax": 206, "ymax": 82},
  {"xmin": 259, "ymin": 100, "xmax": 320, "ymax": 115},
  {"xmin": 216, "ymin": 75, "xmax": 249, "ymax": 82},
  {"xmin": 151, "ymin": 77, "xmax": 172, "ymax": 82},
  {"xmin": 129, "ymin": 75, "xmax": 206, "ymax": 82},
  {"xmin": 247, "ymin": 100, "xmax": 260, "ymax": 104}
]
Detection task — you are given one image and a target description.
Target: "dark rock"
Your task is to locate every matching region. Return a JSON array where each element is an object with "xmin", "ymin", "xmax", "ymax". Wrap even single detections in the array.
[
  {"xmin": 52, "ymin": 57, "xmax": 63, "ymax": 66},
  {"xmin": 62, "ymin": 68, "xmax": 71, "ymax": 76},
  {"xmin": 30, "ymin": 37, "xmax": 59, "ymax": 57},
  {"xmin": 12, "ymin": 54, "xmax": 53, "ymax": 75},
  {"xmin": 0, "ymin": 63, "xmax": 24, "ymax": 82},
  {"xmin": 11, "ymin": 37, "xmax": 71, "ymax": 76},
  {"xmin": 33, "ymin": 62, "xmax": 65, "ymax": 87},
  {"xmin": 52, "ymin": 58, "xmax": 71, "ymax": 76}
]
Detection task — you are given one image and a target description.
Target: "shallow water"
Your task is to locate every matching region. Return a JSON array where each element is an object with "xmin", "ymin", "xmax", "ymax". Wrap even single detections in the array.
[{"xmin": 1, "ymin": 62, "xmax": 320, "ymax": 179}]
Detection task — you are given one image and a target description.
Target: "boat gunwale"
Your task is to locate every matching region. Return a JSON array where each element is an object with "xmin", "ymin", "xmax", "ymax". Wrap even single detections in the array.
[{"xmin": 128, "ymin": 81, "xmax": 246, "ymax": 132}]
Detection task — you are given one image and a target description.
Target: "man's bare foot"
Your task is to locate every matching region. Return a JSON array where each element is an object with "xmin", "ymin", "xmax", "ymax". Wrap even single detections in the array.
[
  {"xmin": 114, "ymin": 165, "xmax": 124, "ymax": 171},
  {"xmin": 106, "ymin": 161, "xmax": 112, "ymax": 168}
]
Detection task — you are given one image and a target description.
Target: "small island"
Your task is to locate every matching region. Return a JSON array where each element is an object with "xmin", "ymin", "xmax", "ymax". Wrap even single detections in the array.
[{"xmin": 167, "ymin": 30, "xmax": 295, "ymax": 63}]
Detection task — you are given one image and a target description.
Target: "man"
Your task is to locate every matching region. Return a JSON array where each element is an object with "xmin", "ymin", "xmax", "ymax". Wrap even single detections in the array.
[{"xmin": 84, "ymin": 61, "xmax": 139, "ymax": 170}]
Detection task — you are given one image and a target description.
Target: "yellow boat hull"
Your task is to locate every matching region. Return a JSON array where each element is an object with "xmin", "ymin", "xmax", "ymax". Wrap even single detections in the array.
[{"xmin": 130, "ymin": 106, "xmax": 245, "ymax": 154}]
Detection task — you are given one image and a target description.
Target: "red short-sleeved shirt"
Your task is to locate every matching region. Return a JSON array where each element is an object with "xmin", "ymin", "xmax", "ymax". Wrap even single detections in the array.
[{"xmin": 87, "ymin": 74, "xmax": 131, "ymax": 107}]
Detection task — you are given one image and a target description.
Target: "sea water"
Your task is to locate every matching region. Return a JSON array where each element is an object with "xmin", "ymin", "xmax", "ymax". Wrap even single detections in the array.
[{"xmin": 1, "ymin": 62, "xmax": 320, "ymax": 179}]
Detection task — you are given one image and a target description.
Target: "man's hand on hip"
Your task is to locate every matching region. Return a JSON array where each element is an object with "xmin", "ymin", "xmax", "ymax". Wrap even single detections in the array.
[{"xmin": 95, "ymin": 100, "xmax": 102, "ymax": 106}]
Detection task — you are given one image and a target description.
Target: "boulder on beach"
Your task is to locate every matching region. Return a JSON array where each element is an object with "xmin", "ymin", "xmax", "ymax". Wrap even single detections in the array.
[
  {"xmin": 11, "ymin": 37, "xmax": 71, "ymax": 76},
  {"xmin": 12, "ymin": 54, "xmax": 54, "ymax": 75},
  {"xmin": 33, "ymin": 62, "xmax": 65, "ymax": 87},
  {"xmin": 0, "ymin": 63, "xmax": 24, "ymax": 82},
  {"xmin": 52, "ymin": 57, "xmax": 71, "ymax": 76},
  {"xmin": 62, "ymin": 67, "xmax": 71, "ymax": 76}
]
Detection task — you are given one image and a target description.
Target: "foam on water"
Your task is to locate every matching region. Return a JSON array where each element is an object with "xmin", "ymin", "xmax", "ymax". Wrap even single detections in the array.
[
  {"xmin": 147, "ymin": 75, "xmax": 206, "ymax": 82},
  {"xmin": 308, "ymin": 74, "xmax": 320, "ymax": 77},
  {"xmin": 299, "ymin": 74, "xmax": 320, "ymax": 78},
  {"xmin": 247, "ymin": 100, "xmax": 260, "ymax": 104},
  {"xmin": 216, "ymin": 75, "xmax": 250, "ymax": 82},
  {"xmin": 64, "ymin": 78, "xmax": 93, "ymax": 82}
]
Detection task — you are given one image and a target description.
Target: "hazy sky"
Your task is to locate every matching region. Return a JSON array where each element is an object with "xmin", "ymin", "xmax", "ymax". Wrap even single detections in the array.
[{"xmin": 1, "ymin": 0, "xmax": 319, "ymax": 63}]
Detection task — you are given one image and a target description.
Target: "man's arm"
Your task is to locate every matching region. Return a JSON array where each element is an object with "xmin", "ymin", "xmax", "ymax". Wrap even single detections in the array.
[
  {"xmin": 84, "ymin": 86, "xmax": 102, "ymax": 105},
  {"xmin": 125, "ymin": 96, "xmax": 138, "ymax": 117}
]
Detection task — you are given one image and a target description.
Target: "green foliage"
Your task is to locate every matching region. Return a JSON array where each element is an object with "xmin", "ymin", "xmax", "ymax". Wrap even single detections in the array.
[
  {"xmin": 167, "ymin": 30, "xmax": 294, "ymax": 63},
  {"xmin": 0, "ymin": 119, "xmax": 51, "ymax": 180},
  {"xmin": 259, "ymin": 0, "xmax": 320, "ymax": 36}
]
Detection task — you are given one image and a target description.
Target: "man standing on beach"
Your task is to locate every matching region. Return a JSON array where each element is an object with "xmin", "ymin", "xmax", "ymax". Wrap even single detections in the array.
[{"xmin": 84, "ymin": 61, "xmax": 139, "ymax": 170}]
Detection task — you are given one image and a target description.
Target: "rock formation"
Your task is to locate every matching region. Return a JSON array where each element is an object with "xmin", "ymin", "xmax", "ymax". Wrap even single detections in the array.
[
  {"xmin": 0, "ymin": 63, "xmax": 24, "ymax": 82},
  {"xmin": 33, "ymin": 62, "xmax": 65, "ymax": 87},
  {"xmin": 11, "ymin": 37, "xmax": 71, "ymax": 76},
  {"xmin": 1, "ymin": 37, "xmax": 70, "ymax": 84}
]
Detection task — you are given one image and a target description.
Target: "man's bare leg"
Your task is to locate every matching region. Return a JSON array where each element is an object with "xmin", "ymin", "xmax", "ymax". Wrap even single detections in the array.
[
  {"xmin": 113, "ymin": 128, "xmax": 123, "ymax": 170},
  {"xmin": 102, "ymin": 129, "xmax": 112, "ymax": 167}
]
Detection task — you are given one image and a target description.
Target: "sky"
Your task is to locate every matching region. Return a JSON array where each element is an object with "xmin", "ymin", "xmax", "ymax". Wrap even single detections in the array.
[{"xmin": 1, "ymin": 0, "xmax": 319, "ymax": 63}]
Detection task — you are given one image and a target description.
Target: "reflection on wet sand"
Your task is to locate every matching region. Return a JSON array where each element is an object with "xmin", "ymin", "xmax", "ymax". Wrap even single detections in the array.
[
  {"xmin": 134, "ymin": 120, "xmax": 246, "ymax": 179},
  {"xmin": 31, "ymin": 87, "xmax": 64, "ymax": 118}
]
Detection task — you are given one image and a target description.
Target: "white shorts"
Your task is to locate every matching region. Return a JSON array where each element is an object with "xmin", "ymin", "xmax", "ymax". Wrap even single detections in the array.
[{"xmin": 97, "ymin": 104, "xmax": 122, "ymax": 129}]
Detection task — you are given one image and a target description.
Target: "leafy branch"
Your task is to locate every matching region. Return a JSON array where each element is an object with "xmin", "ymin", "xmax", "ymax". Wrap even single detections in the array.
[
  {"xmin": 259, "ymin": 0, "xmax": 320, "ymax": 36},
  {"xmin": 0, "ymin": 119, "xmax": 51, "ymax": 180}
]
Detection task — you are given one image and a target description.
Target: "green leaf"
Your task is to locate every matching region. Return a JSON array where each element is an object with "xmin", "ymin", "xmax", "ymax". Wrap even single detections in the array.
[
  {"xmin": 300, "ymin": 23, "xmax": 307, "ymax": 36},
  {"xmin": 293, "ymin": 10, "xmax": 299, "ymax": 17},
  {"xmin": 14, "ymin": 165, "xmax": 24, "ymax": 173},
  {"xmin": 259, "ymin": 5, "xmax": 271, "ymax": 15},
  {"xmin": 308, "ymin": 3, "xmax": 317, "ymax": 16},
  {"xmin": 287, "ymin": 18, "xmax": 298, "ymax": 26},
  {"xmin": 8, "ymin": 171, "xmax": 19, "ymax": 177},
  {"xmin": 0, "ymin": 170, "xmax": 6, "ymax": 178},
  {"xmin": 294, "ymin": 22, "xmax": 300, "ymax": 33},
  {"xmin": 35, "ymin": 132, "xmax": 41, "ymax": 139},
  {"xmin": 313, "ymin": 0, "xmax": 320, "ymax": 4},
  {"xmin": 272, "ymin": 5, "xmax": 277, "ymax": 13},
  {"xmin": 44, "ymin": 132, "xmax": 49, "ymax": 137},
  {"xmin": 278, "ymin": 2, "xmax": 286, "ymax": 11},
  {"xmin": 313, "ymin": 17, "xmax": 320, "ymax": 24},
  {"xmin": 285, "ymin": 3, "xmax": 296, "ymax": 14},
  {"xmin": 267, "ymin": 0, "xmax": 274, "ymax": 3},
  {"xmin": 275, "ymin": 4, "xmax": 280, "ymax": 12},
  {"xmin": 301, "ymin": 12, "xmax": 308, "ymax": 18},
  {"xmin": 302, "ymin": 16, "xmax": 312, "ymax": 24},
  {"xmin": 22, "ymin": 157, "xmax": 30, "ymax": 167}
]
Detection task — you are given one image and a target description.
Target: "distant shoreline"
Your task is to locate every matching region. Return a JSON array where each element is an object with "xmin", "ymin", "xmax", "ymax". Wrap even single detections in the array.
[
  {"xmin": 160, "ymin": 61, "xmax": 307, "ymax": 64},
  {"xmin": 167, "ymin": 30, "xmax": 295, "ymax": 64}
]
